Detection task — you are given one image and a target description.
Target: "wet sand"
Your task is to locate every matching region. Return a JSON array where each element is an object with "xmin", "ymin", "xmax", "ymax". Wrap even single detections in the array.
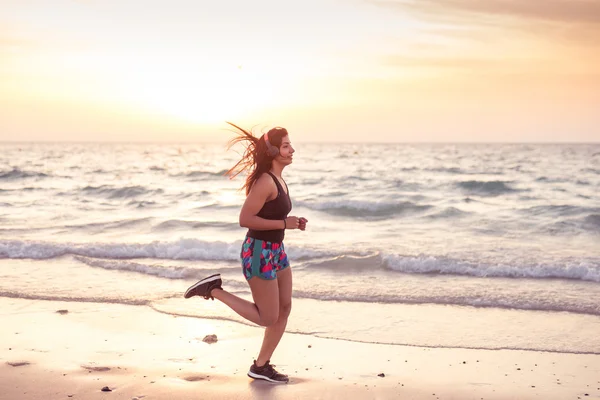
[{"xmin": 1, "ymin": 297, "xmax": 599, "ymax": 400}]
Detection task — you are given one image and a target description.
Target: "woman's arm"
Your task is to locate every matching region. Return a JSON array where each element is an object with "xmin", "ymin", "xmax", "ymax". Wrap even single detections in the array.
[{"xmin": 239, "ymin": 174, "xmax": 299, "ymax": 230}]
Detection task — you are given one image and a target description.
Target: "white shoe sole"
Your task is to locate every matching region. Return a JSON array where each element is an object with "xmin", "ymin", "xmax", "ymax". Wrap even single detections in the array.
[
  {"xmin": 247, "ymin": 371, "xmax": 289, "ymax": 384},
  {"xmin": 184, "ymin": 274, "xmax": 221, "ymax": 298}
]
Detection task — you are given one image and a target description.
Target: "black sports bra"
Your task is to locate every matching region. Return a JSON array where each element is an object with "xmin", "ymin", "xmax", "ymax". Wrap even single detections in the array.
[{"xmin": 246, "ymin": 172, "xmax": 292, "ymax": 243}]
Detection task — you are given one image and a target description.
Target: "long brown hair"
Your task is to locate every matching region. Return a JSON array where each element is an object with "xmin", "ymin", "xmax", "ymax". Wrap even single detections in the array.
[{"xmin": 225, "ymin": 122, "xmax": 289, "ymax": 195}]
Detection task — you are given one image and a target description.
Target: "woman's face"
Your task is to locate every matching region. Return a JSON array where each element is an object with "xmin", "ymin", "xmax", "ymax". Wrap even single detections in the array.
[{"xmin": 277, "ymin": 135, "xmax": 295, "ymax": 165}]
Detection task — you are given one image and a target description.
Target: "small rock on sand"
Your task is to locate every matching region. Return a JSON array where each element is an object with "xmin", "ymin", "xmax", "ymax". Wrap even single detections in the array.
[
  {"xmin": 56, "ymin": 309, "xmax": 69, "ymax": 315},
  {"xmin": 378, "ymin": 373, "xmax": 385, "ymax": 377},
  {"xmin": 202, "ymin": 334, "xmax": 218, "ymax": 344},
  {"xmin": 101, "ymin": 386, "xmax": 112, "ymax": 392}
]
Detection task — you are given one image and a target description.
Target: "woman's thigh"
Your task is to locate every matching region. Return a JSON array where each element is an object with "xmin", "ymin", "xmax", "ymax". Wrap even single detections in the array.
[
  {"xmin": 276, "ymin": 267, "xmax": 292, "ymax": 316},
  {"xmin": 248, "ymin": 276, "xmax": 280, "ymax": 323}
]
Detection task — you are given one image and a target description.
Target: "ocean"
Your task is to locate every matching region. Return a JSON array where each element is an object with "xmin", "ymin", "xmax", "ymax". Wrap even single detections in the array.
[{"xmin": 1, "ymin": 142, "xmax": 599, "ymax": 355}]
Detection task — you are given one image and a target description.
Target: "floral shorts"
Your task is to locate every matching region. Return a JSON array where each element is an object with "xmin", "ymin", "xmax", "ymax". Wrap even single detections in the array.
[{"xmin": 241, "ymin": 236, "xmax": 290, "ymax": 280}]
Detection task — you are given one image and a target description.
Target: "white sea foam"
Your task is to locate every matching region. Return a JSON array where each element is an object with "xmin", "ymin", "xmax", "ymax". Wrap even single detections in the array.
[
  {"xmin": 0, "ymin": 238, "xmax": 241, "ymax": 261},
  {"xmin": 382, "ymin": 254, "xmax": 600, "ymax": 282},
  {"xmin": 0, "ymin": 239, "xmax": 335, "ymax": 262},
  {"xmin": 1, "ymin": 142, "xmax": 599, "ymax": 346},
  {"xmin": 295, "ymin": 199, "xmax": 432, "ymax": 217},
  {"xmin": 72, "ymin": 255, "xmax": 225, "ymax": 279}
]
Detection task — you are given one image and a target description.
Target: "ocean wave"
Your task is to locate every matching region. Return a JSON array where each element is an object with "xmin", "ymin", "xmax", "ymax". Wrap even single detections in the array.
[
  {"xmin": 0, "ymin": 167, "xmax": 49, "ymax": 180},
  {"xmin": 522, "ymin": 205, "xmax": 600, "ymax": 218},
  {"xmin": 71, "ymin": 218, "xmax": 153, "ymax": 231},
  {"xmin": 195, "ymin": 203, "xmax": 240, "ymax": 211},
  {"xmin": 584, "ymin": 214, "xmax": 600, "ymax": 230},
  {"xmin": 300, "ymin": 178, "xmax": 324, "ymax": 185},
  {"xmin": 0, "ymin": 218, "xmax": 154, "ymax": 235},
  {"xmin": 291, "ymin": 289, "xmax": 600, "ymax": 316},
  {"xmin": 73, "ymin": 256, "xmax": 237, "ymax": 279},
  {"xmin": 391, "ymin": 180, "xmax": 422, "ymax": 191},
  {"xmin": 381, "ymin": 254, "xmax": 600, "ymax": 282},
  {"xmin": 0, "ymin": 187, "xmax": 46, "ymax": 192},
  {"xmin": 424, "ymin": 207, "xmax": 469, "ymax": 219},
  {"xmin": 295, "ymin": 199, "xmax": 432, "ymax": 218},
  {"xmin": 428, "ymin": 167, "xmax": 463, "ymax": 174},
  {"xmin": 455, "ymin": 180, "xmax": 518, "ymax": 196},
  {"xmin": 424, "ymin": 167, "xmax": 502, "ymax": 175},
  {"xmin": 0, "ymin": 238, "xmax": 241, "ymax": 261},
  {"xmin": 89, "ymin": 169, "xmax": 110, "ymax": 174},
  {"xmin": 151, "ymin": 219, "xmax": 240, "ymax": 231},
  {"xmin": 127, "ymin": 200, "xmax": 160, "ymax": 208},
  {"xmin": 582, "ymin": 168, "xmax": 600, "ymax": 175},
  {"xmin": 545, "ymin": 214, "xmax": 600, "ymax": 235},
  {"xmin": 535, "ymin": 176, "xmax": 567, "ymax": 183},
  {"xmin": 81, "ymin": 185, "xmax": 163, "ymax": 199},
  {"xmin": 299, "ymin": 252, "xmax": 600, "ymax": 283},
  {"xmin": 0, "ymin": 238, "xmax": 334, "ymax": 262},
  {"xmin": 341, "ymin": 175, "xmax": 369, "ymax": 181},
  {"xmin": 170, "ymin": 169, "xmax": 228, "ymax": 180}
]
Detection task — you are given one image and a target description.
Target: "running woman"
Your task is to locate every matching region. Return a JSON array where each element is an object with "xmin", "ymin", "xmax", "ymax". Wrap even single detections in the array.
[{"xmin": 184, "ymin": 123, "xmax": 307, "ymax": 383}]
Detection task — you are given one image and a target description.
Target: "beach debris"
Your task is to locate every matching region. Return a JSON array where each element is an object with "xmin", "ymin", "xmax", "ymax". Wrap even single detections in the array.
[
  {"xmin": 202, "ymin": 334, "xmax": 218, "ymax": 344},
  {"xmin": 7, "ymin": 361, "xmax": 31, "ymax": 367},
  {"xmin": 101, "ymin": 386, "xmax": 112, "ymax": 392},
  {"xmin": 378, "ymin": 373, "xmax": 385, "ymax": 377},
  {"xmin": 56, "ymin": 309, "xmax": 69, "ymax": 315},
  {"xmin": 308, "ymin": 345, "xmax": 312, "ymax": 348},
  {"xmin": 82, "ymin": 365, "xmax": 111, "ymax": 372},
  {"xmin": 184, "ymin": 376, "xmax": 207, "ymax": 382}
]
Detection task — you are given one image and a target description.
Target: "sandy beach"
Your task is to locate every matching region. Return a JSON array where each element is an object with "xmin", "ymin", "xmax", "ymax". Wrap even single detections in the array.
[{"xmin": 1, "ymin": 297, "xmax": 598, "ymax": 400}]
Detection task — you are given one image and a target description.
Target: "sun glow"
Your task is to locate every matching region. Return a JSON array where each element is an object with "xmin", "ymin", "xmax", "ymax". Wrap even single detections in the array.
[{"xmin": 114, "ymin": 61, "xmax": 285, "ymax": 125}]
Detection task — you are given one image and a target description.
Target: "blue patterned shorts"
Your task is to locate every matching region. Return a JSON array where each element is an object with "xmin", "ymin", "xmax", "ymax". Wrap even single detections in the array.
[{"xmin": 240, "ymin": 237, "xmax": 290, "ymax": 280}]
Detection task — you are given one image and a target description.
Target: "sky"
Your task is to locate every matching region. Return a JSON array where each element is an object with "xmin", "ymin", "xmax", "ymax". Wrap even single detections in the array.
[{"xmin": 1, "ymin": 0, "xmax": 599, "ymax": 143}]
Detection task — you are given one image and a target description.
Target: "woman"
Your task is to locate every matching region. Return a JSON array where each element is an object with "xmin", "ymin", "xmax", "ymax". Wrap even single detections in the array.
[{"xmin": 184, "ymin": 123, "xmax": 307, "ymax": 384}]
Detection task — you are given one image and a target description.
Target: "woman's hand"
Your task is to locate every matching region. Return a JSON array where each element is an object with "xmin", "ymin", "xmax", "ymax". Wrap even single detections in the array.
[
  {"xmin": 284, "ymin": 216, "xmax": 308, "ymax": 230},
  {"xmin": 285, "ymin": 216, "xmax": 300, "ymax": 229},
  {"xmin": 298, "ymin": 217, "xmax": 308, "ymax": 231}
]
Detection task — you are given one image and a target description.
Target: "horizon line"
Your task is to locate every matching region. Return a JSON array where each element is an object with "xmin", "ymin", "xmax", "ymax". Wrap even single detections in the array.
[{"xmin": 1, "ymin": 140, "xmax": 599, "ymax": 145}]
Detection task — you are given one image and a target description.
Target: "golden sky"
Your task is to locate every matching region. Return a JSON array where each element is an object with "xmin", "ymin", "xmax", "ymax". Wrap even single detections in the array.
[{"xmin": 1, "ymin": 0, "xmax": 599, "ymax": 142}]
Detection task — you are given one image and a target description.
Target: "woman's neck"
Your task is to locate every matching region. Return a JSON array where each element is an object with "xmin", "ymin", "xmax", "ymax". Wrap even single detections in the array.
[{"xmin": 269, "ymin": 162, "xmax": 284, "ymax": 178}]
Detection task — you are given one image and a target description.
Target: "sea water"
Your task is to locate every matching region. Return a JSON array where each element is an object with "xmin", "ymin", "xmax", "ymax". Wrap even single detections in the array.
[{"xmin": 1, "ymin": 142, "xmax": 599, "ymax": 354}]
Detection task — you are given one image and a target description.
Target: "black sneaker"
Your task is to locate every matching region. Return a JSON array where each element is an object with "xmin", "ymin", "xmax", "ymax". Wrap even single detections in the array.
[
  {"xmin": 184, "ymin": 274, "xmax": 222, "ymax": 300},
  {"xmin": 247, "ymin": 360, "xmax": 289, "ymax": 384}
]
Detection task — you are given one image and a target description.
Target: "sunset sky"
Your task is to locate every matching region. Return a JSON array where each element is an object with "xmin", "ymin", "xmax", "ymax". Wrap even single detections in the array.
[{"xmin": 1, "ymin": 0, "xmax": 599, "ymax": 143}]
